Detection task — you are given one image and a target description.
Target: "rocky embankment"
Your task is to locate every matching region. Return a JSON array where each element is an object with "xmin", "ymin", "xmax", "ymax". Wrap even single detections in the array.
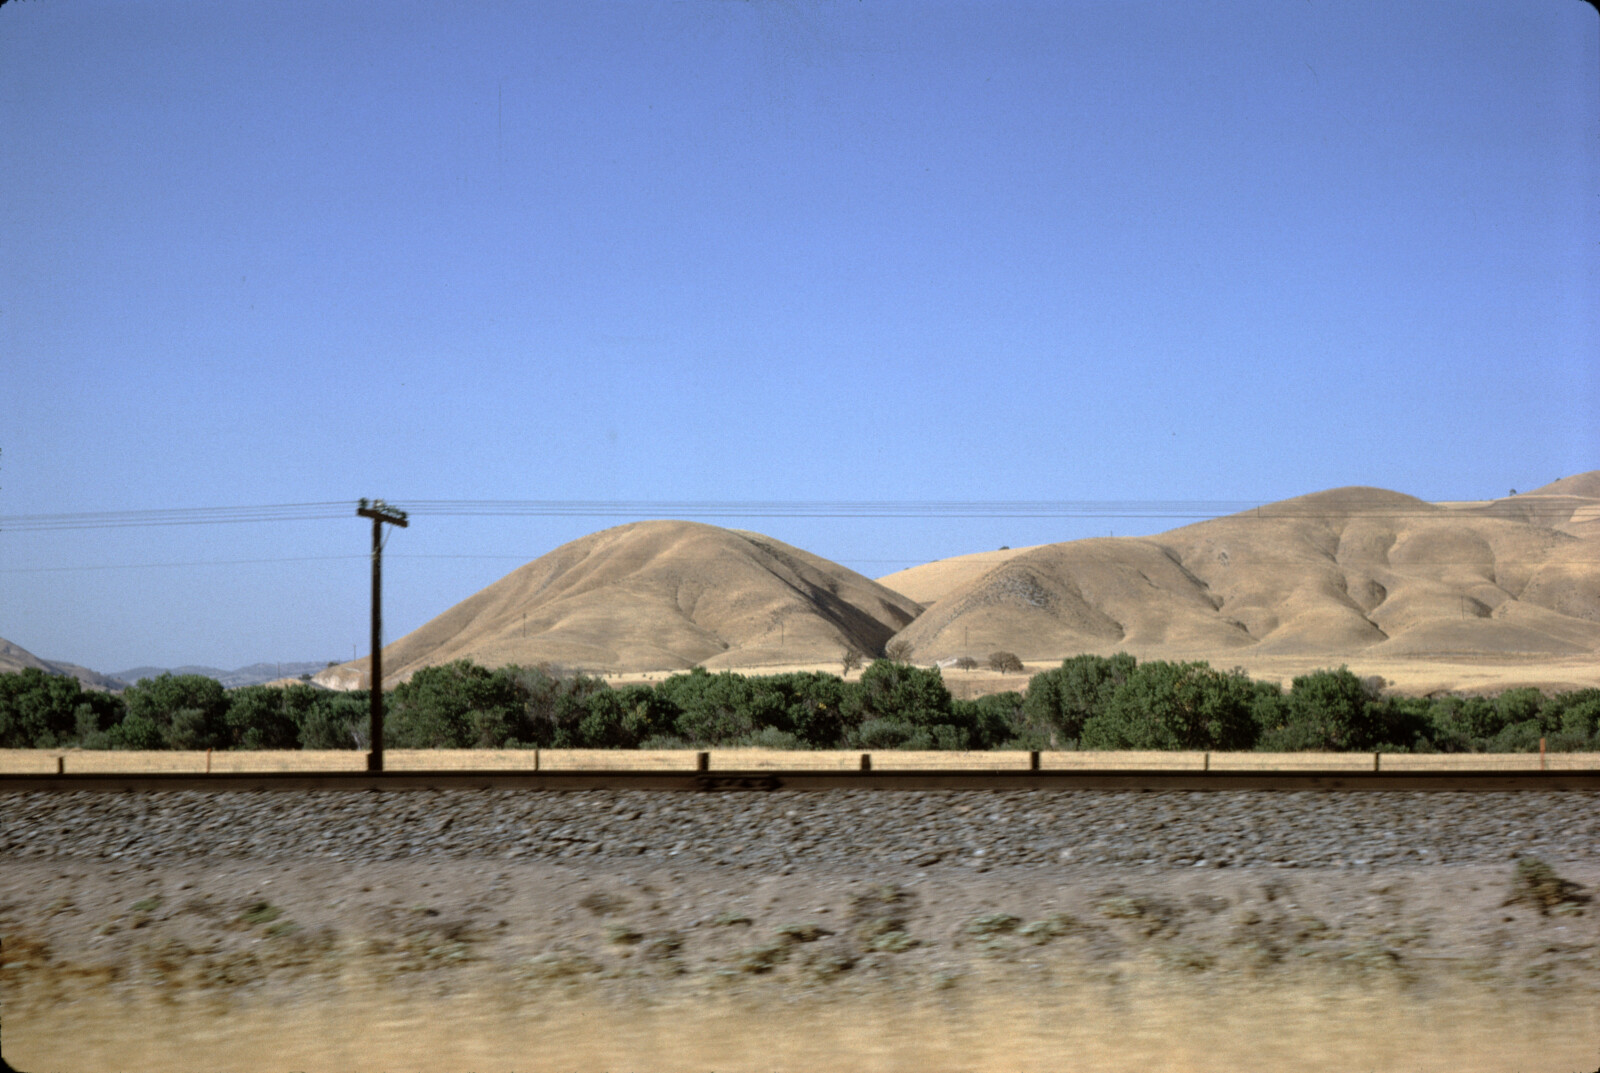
[
  {"xmin": 4, "ymin": 788, "xmax": 1598, "ymax": 869},
  {"xmin": 3, "ymin": 789, "xmax": 1598, "ymax": 1072}
]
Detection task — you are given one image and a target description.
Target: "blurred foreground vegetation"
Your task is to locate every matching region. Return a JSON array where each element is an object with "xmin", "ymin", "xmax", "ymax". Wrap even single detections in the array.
[{"xmin": 3, "ymin": 656, "xmax": 1598, "ymax": 754}]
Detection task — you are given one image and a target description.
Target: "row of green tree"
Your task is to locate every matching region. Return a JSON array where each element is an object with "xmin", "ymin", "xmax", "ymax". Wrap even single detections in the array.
[{"xmin": 3, "ymin": 655, "xmax": 1599, "ymax": 753}]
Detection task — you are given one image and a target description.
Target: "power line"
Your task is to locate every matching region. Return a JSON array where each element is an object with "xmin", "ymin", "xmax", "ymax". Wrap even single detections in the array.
[
  {"xmin": 7, "ymin": 552, "xmax": 1600, "ymax": 576},
  {"xmin": 0, "ymin": 555, "xmax": 367, "ymax": 573},
  {"xmin": 0, "ymin": 502, "xmax": 351, "ymax": 532},
  {"xmin": 3, "ymin": 495, "xmax": 1593, "ymax": 531}
]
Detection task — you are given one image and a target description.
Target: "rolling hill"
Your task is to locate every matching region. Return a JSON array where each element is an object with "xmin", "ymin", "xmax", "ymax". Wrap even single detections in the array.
[
  {"xmin": 0, "ymin": 636, "xmax": 126, "ymax": 691},
  {"xmin": 318, "ymin": 520, "xmax": 923, "ymax": 688},
  {"xmin": 883, "ymin": 478, "xmax": 1600, "ymax": 670}
]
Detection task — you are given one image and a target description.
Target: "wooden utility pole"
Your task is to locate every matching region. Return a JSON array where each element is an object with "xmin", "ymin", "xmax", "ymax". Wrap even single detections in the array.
[{"xmin": 357, "ymin": 499, "xmax": 408, "ymax": 772}]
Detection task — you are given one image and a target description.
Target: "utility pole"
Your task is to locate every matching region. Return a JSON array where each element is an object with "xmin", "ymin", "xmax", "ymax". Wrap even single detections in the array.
[{"xmin": 357, "ymin": 499, "xmax": 408, "ymax": 772}]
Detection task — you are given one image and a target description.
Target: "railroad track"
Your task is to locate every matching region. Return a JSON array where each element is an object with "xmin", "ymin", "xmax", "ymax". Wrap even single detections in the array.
[
  {"xmin": 3, "ymin": 767, "xmax": 1598, "ymax": 792},
  {"xmin": 5, "ymin": 749, "xmax": 1596, "ymax": 792}
]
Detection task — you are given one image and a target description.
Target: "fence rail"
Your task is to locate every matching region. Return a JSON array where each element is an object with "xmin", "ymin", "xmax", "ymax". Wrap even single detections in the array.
[{"xmin": 3, "ymin": 748, "xmax": 1600, "ymax": 780}]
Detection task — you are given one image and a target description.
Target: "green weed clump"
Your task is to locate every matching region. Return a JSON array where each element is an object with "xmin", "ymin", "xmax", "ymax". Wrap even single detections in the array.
[
  {"xmin": 867, "ymin": 930, "xmax": 918, "ymax": 953},
  {"xmin": 237, "ymin": 901, "xmax": 282, "ymax": 926},
  {"xmin": 736, "ymin": 942, "xmax": 791, "ymax": 974},
  {"xmin": 522, "ymin": 951, "xmax": 600, "ymax": 980},
  {"xmin": 1018, "ymin": 914, "xmax": 1078, "ymax": 944},
  {"xmin": 1504, "ymin": 857, "xmax": 1588, "ymax": 915},
  {"xmin": 965, "ymin": 913, "xmax": 1021, "ymax": 937},
  {"xmin": 578, "ymin": 892, "xmax": 627, "ymax": 917},
  {"xmin": 775, "ymin": 922, "xmax": 832, "ymax": 944}
]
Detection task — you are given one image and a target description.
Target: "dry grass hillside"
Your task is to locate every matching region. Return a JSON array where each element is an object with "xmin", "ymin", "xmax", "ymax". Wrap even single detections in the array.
[
  {"xmin": 318, "ymin": 521, "xmax": 922, "ymax": 688},
  {"xmin": 885, "ymin": 477, "xmax": 1600, "ymax": 681},
  {"xmin": 304, "ymin": 476, "xmax": 1600, "ymax": 695},
  {"xmin": 876, "ymin": 544, "xmax": 1041, "ymax": 604},
  {"xmin": 0, "ymin": 636, "xmax": 124, "ymax": 691}
]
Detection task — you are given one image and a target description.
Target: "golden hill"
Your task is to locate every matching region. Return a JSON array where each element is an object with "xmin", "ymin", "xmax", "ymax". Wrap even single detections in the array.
[
  {"xmin": 0, "ymin": 636, "xmax": 124, "ymax": 691},
  {"xmin": 884, "ymin": 478, "xmax": 1600, "ymax": 672},
  {"xmin": 876, "ymin": 545, "xmax": 1041, "ymax": 605},
  {"xmin": 319, "ymin": 521, "xmax": 922, "ymax": 687}
]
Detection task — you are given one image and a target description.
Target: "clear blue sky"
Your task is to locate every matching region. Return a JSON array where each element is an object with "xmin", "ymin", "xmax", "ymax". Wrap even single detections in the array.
[{"xmin": 3, "ymin": 1, "xmax": 1596, "ymax": 673}]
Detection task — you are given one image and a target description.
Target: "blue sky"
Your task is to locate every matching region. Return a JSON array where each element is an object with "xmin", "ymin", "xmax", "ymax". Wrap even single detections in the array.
[{"xmin": 2, "ymin": 0, "xmax": 1596, "ymax": 672}]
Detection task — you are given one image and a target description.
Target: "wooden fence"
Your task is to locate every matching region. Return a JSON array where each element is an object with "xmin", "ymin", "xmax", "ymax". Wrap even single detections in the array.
[{"xmin": 3, "ymin": 748, "xmax": 1596, "ymax": 776}]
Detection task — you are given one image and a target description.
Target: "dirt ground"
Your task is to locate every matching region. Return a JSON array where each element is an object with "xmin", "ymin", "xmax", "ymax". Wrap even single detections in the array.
[
  {"xmin": 5, "ymin": 856, "xmax": 1598, "ymax": 1072},
  {"xmin": 606, "ymin": 653, "xmax": 1600, "ymax": 700}
]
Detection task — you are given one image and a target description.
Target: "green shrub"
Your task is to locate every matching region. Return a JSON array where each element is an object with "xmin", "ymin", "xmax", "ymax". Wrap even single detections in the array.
[
  {"xmin": 987, "ymin": 651, "xmax": 1024, "ymax": 674},
  {"xmin": 107, "ymin": 712, "xmax": 165, "ymax": 750},
  {"xmin": 952, "ymin": 691, "xmax": 1027, "ymax": 749},
  {"xmin": 1258, "ymin": 667, "xmax": 1378, "ymax": 751},
  {"xmin": 1496, "ymin": 688, "xmax": 1546, "ymax": 729},
  {"xmin": 509, "ymin": 665, "xmax": 618, "ymax": 747},
  {"xmin": 55, "ymin": 655, "xmax": 1591, "ymax": 757},
  {"xmin": 776, "ymin": 672, "xmax": 852, "ymax": 747},
  {"xmin": 0, "ymin": 668, "xmax": 124, "ymax": 748},
  {"xmin": 851, "ymin": 718, "xmax": 918, "ymax": 749},
  {"xmin": 1546, "ymin": 692, "xmax": 1600, "ymax": 750},
  {"xmin": 849, "ymin": 660, "xmax": 953, "ymax": 727},
  {"xmin": 659, "ymin": 668, "xmax": 782, "ymax": 745},
  {"xmin": 121, "ymin": 673, "xmax": 231, "ymax": 750},
  {"xmin": 224, "ymin": 685, "xmax": 306, "ymax": 749},
  {"xmin": 388, "ymin": 660, "xmax": 523, "ymax": 748},
  {"xmin": 1367, "ymin": 694, "xmax": 1436, "ymax": 752},
  {"xmin": 297, "ymin": 691, "xmax": 370, "ymax": 749},
  {"xmin": 1486, "ymin": 719, "xmax": 1544, "ymax": 753},
  {"xmin": 736, "ymin": 727, "xmax": 804, "ymax": 749},
  {"xmin": 1021, "ymin": 653, "xmax": 1136, "ymax": 745},
  {"xmin": 1081, "ymin": 661, "xmax": 1257, "ymax": 750}
]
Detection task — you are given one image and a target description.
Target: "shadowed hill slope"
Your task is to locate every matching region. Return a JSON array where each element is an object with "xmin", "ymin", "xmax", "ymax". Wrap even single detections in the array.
[
  {"xmin": 876, "ymin": 545, "xmax": 1041, "ymax": 605},
  {"xmin": 887, "ymin": 478, "xmax": 1600, "ymax": 665},
  {"xmin": 320, "ymin": 521, "xmax": 923, "ymax": 687},
  {"xmin": 0, "ymin": 636, "xmax": 125, "ymax": 691}
]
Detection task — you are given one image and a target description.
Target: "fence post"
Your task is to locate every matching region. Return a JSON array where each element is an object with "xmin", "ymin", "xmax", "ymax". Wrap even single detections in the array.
[
  {"xmin": 697, "ymin": 751, "xmax": 710, "ymax": 772},
  {"xmin": 533, "ymin": 747, "xmax": 540, "ymax": 773},
  {"xmin": 56, "ymin": 755, "xmax": 64, "ymax": 776},
  {"xmin": 1374, "ymin": 752, "xmax": 1380, "ymax": 772},
  {"xmin": 1203, "ymin": 752, "xmax": 1210, "ymax": 772},
  {"xmin": 860, "ymin": 753, "xmax": 872, "ymax": 771},
  {"xmin": 206, "ymin": 748, "xmax": 212, "ymax": 774},
  {"xmin": 1030, "ymin": 750, "xmax": 1040, "ymax": 772},
  {"xmin": 1540, "ymin": 737, "xmax": 1546, "ymax": 771}
]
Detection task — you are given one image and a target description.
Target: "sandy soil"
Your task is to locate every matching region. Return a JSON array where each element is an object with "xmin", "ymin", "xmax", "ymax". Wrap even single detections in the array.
[{"xmin": 5, "ymin": 856, "xmax": 1598, "ymax": 1072}]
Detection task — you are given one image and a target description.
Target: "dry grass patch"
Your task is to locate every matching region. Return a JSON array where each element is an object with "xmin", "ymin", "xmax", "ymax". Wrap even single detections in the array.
[
  {"xmin": 0, "ymin": 749, "xmax": 64, "ymax": 774},
  {"xmin": 4, "ymin": 748, "xmax": 1597, "ymax": 776},
  {"xmin": 382, "ymin": 749, "xmax": 699, "ymax": 771},
  {"xmin": 1210, "ymin": 753, "xmax": 1376, "ymax": 771},
  {"xmin": 1378, "ymin": 754, "xmax": 1554, "ymax": 772},
  {"xmin": 864, "ymin": 750, "xmax": 1033, "ymax": 771},
  {"xmin": 1041, "ymin": 750, "xmax": 1208, "ymax": 771},
  {"xmin": 706, "ymin": 749, "xmax": 860, "ymax": 771}
]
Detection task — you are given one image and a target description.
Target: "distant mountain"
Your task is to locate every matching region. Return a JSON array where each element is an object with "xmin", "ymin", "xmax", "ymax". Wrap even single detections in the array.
[
  {"xmin": 111, "ymin": 661, "xmax": 334, "ymax": 689},
  {"xmin": 317, "ymin": 520, "xmax": 922, "ymax": 688},
  {"xmin": 0, "ymin": 637, "xmax": 127, "ymax": 691}
]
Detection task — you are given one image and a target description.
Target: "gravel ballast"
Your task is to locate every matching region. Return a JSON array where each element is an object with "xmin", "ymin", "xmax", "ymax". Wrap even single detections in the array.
[
  {"xmin": 5, "ymin": 788, "xmax": 1599, "ymax": 1072},
  {"xmin": 3, "ymin": 788, "xmax": 1597, "ymax": 869}
]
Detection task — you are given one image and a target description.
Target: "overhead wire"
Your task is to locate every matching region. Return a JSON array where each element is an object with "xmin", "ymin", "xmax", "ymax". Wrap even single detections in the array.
[
  {"xmin": 3, "ymin": 494, "xmax": 1592, "ymax": 531},
  {"xmin": 3, "ymin": 497, "xmax": 1595, "ymax": 573}
]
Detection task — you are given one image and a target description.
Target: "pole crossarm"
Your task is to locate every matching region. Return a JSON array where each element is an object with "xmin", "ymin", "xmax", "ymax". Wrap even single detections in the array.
[
  {"xmin": 357, "ymin": 498, "xmax": 409, "ymax": 528},
  {"xmin": 358, "ymin": 499, "xmax": 409, "ymax": 772}
]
